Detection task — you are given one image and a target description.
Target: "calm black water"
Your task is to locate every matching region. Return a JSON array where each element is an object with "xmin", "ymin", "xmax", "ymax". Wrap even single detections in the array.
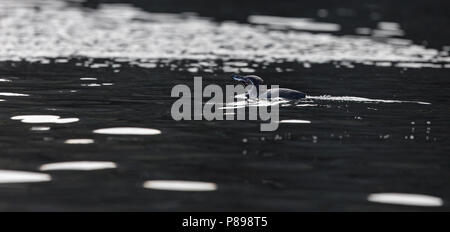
[{"xmin": 0, "ymin": 0, "xmax": 449, "ymax": 211}]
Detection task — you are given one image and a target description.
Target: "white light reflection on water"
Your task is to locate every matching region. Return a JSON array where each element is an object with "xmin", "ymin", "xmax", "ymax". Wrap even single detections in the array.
[
  {"xmin": 279, "ymin": 119, "xmax": 311, "ymax": 124},
  {"xmin": 12, "ymin": 115, "xmax": 59, "ymax": 121},
  {"xmin": 396, "ymin": 62, "xmax": 442, "ymax": 69},
  {"xmin": 53, "ymin": 118, "xmax": 79, "ymax": 124},
  {"xmin": 93, "ymin": 127, "xmax": 161, "ymax": 135},
  {"xmin": 0, "ymin": 92, "xmax": 29, "ymax": 96},
  {"xmin": 143, "ymin": 180, "xmax": 217, "ymax": 191},
  {"xmin": 11, "ymin": 115, "xmax": 79, "ymax": 124},
  {"xmin": 81, "ymin": 83, "xmax": 102, "ymax": 87},
  {"xmin": 0, "ymin": 170, "xmax": 51, "ymax": 184},
  {"xmin": 368, "ymin": 193, "xmax": 443, "ymax": 207},
  {"xmin": 64, "ymin": 139, "xmax": 94, "ymax": 144},
  {"xmin": 31, "ymin": 126, "xmax": 51, "ymax": 131},
  {"xmin": 248, "ymin": 15, "xmax": 341, "ymax": 31},
  {"xmin": 39, "ymin": 161, "xmax": 116, "ymax": 171}
]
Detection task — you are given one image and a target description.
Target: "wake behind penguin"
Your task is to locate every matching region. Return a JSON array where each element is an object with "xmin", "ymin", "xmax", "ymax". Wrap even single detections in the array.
[{"xmin": 231, "ymin": 74, "xmax": 306, "ymax": 100}]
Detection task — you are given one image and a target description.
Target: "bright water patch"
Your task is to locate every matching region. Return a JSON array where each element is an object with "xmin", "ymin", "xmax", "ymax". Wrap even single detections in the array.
[
  {"xmin": 40, "ymin": 161, "xmax": 116, "ymax": 171},
  {"xmin": 11, "ymin": 115, "xmax": 79, "ymax": 124},
  {"xmin": 279, "ymin": 119, "xmax": 311, "ymax": 124},
  {"xmin": 30, "ymin": 126, "xmax": 51, "ymax": 131},
  {"xmin": 0, "ymin": 170, "xmax": 51, "ymax": 184},
  {"xmin": 368, "ymin": 193, "xmax": 443, "ymax": 207},
  {"xmin": 396, "ymin": 62, "xmax": 443, "ymax": 69},
  {"xmin": 143, "ymin": 180, "xmax": 217, "ymax": 191},
  {"xmin": 0, "ymin": 92, "xmax": 29, "ymax": 97},
  {"xmin": 52, "ymin": 118, "xmax": 79, "ymax": 124},
  {"xmin": 81, "ymin": 83, "xmax": 102, "ymax": 87},
  {"xmin": 64, "ymin": 139, "xmax": 94, "ymax": 144},
  {"xmin": 248, "ymin": 15, "xmax": 341, "ymax": 31},
  {"xmin": 93, "ymin": 127, "xmax": 161, "ymax": 135}
]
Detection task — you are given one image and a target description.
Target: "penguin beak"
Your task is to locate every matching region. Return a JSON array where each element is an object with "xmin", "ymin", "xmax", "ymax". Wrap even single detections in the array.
[
  {"xmin": 231, "ymin": 74, "xmax": 242, "ymax": 81},
  {"xmin": 231, "ymin": 74, "xmax": 247, "ymax": 86}
]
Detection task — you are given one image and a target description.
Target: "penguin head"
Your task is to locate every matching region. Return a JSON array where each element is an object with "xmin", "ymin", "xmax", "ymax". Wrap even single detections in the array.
[{"xmin": 231, "ymin": 74, "xmax": 264, "ymax": 87}]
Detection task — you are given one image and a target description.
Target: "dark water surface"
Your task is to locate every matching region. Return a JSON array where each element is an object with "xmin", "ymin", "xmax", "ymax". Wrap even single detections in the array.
[{"xmin": 0, "ymin": 0, "xmax": 449, "ymax": 211}]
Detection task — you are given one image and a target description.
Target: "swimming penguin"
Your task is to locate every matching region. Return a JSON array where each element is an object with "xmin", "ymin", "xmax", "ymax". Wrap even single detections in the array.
[{"xmin": 231, "ymin": 74, "xmax": 306, "ymax": 100}]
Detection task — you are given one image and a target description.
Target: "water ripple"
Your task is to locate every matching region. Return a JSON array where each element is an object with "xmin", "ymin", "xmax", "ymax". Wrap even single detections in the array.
[{"xmin": 368, "ymin": 193, "xmax": 443, "ymax": 207}]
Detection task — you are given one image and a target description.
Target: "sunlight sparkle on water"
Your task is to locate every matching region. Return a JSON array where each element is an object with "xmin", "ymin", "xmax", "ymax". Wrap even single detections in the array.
[
  {"xmin": 40, "ymin": 161, "xmax": 116, "ymax": 171},
  {"xmin": 93, "ymin": 127, "xmax": 161, "ymax": 135},
  {"xmin": 0, "ymin": 170, "xmax": 51, "ymax": 184},
  {"xmin": 143, "ymin": 180, "xmax": 217, "ymax": 191}
]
